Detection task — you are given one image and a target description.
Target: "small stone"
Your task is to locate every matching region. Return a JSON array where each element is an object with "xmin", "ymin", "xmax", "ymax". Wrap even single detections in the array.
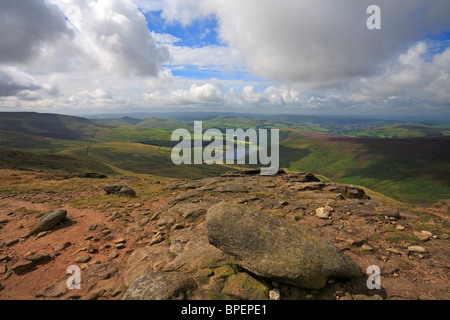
[
  {"xmin": 87, "ymin": 244, "xmax": 98, "ymax": 254},
  {"xmin": 395, "ymin": 225, "xmax": 406, "ymax": 231},
  {"xmin": 108, "ymin": 250, "xmax": 119, "ymax": 260},
  {"xmin": 386, "ymin": 248, "xmax": 402, "ymax": 255},
  {"xmin": 36, "ymin": 231, "xmax": 49, "ymax": 238},
  {"xmin": 361, "ymin": 244, "xmax": 374, "ymax": 251},
  {"xmin": 114, "ymin": 238, "xmax": 126, "ymax": 244},
  {"xmin": 421, "ymin": 231, "xmax": 433, "ymax": 238},
  {"xmin": 115, "ymin": 243, "xmax": 126, "ymax": 249},
  {"xmin": 54, "ymin": 241, "xmax": 72, "ymax": 252},
  {"xmin": 408, "ymin": 246, "xmax": 427, "ymax": 253},
  {"xmin": 88, "ymin": 223, "xmax": 98, "ymax": 231},
  {"xmin": 269, "ymin": 289, "xmax": 281, "ymax": 300},
  {"xmin": 75, "ymin": 255, "xmax": 91, "ymax": 263},
  {"xmin": 305, "ymin": 294, "xmax": 314, "ymax": 300},
  {"xmin": 5, "ymin": 239, "xmax": 19, "ymax": 247},
  {"xmin": 149, "ymin": 235, "xmax": 164, "ymax": 246},
  {"xmin": 413, "ymin": 231, "xmax": 430, "ymax": 242},
  {"xmin": 439, "ymin": 233, "xmax": 449, "ymax": 240},
  {"xmin": 25, "ymin": 253, "xmax": 52, "ymax": 263},
  {"xmin": 12, "ymin": 259, "xmax": 34, "ymax": 274},
  {"xmin": 315, "ymin": 207, "xmax": 330, "ymax": 219}
]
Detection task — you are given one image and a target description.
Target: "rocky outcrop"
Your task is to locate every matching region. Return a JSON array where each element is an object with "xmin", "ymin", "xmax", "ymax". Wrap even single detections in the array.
[{"xmin": 206, "ymin": 202, "xmax": 362, "ymax": 289}]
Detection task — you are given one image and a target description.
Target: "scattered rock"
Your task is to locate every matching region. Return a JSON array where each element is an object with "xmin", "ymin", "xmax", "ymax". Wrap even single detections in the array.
[
  {"xmin": 25, "ymin": 253, "xmax": 52, "ymax": 263},
  {"xmin": 395, "ymin": 225, "xmax": 406, "ymax": 231},
  {"xmin": 54, "ymin": 241, "xmax": 72, "ymax": 252},
  {"xmin": 206, "ymin": 202, "xmax": 362, "ymax": 289},
  {"xmin": 315, "ymin": 207, "xmax": 331, "ymax": 219},
  {"xmin": 103, "ymin": 185, "xmax": 123, "ymax": 194},
  {"xmin": 12, "ymin": 259, "xmax": 34, "ymax": 274},
  {"xmin": 408, "ymin": 246, "xmax": 427, "ymax": 253},
  {"xmin": 103, "ymin": 185, "xmax": 136, "ymax": 197},
  {"xmin": 29, "ymin": 209, "xmax": 67, "ymax": 235},
  {"xmin": 36, "ymin": 231, "xmax": 49, "ymax": 238},
  {"xmin": 119, "ymin": 186, "xmax": 137, "ymax": 197},
  {"xmin": 87, "ymin": 244, "xmax": 98, "ymax": 253},
  {"xmin": 5, "ymin": 239, "xmax": 19, "ymax": 247},
  {"xmin": 122, "ymin": 272, "xmax": 197, "ymax": 300},
  {"xmin": 269, "ymin": 289, "xmax": 281, "ymax": 300},
  {"xmin": 75, "ymin": 255, "xmax": 91, "ymax": 263},
  {"xmin": 414, "ymin": 231, "xmax": 430, "ymax": 242},
  {"xmin": 361, "ymin": 244, "xmax": 374, "ymax": 251}
]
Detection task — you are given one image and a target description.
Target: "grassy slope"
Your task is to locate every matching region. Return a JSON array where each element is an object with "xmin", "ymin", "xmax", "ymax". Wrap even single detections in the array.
[
  {"xmin": 280, "ymin": 134, "xmax": 450, "ymax": 203},
  {"xmin": 0, "ymin": 149, "xmax": 118, "ymax": 174}
]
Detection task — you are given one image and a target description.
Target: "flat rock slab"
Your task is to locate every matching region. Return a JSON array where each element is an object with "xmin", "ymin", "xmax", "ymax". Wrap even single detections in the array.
[
  {"xmin": 122, "ymin": 272, "xmax": 197, "ymax": 300},
  {"xmin": 206, "ymin": 202, "xmax": 362, "ymax": 289},
  {"xmin": 30, "ymin": 210, "xmax": 67, "ymax": 235}
]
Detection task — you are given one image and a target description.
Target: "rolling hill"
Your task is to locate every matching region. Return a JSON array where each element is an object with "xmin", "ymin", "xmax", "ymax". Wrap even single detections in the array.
[{"xmin": 0, "ymin": 111, "xmax": 449, "ymax": 203}]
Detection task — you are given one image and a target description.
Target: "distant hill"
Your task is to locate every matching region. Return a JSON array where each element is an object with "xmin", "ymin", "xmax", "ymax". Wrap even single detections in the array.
[
  {"xmin": 0, "ymin": 149, "xmax": 117, "ymax": 174},
  {"xmin": 0, "ymin": 112, "xmax": 120, "ymax": 151}
]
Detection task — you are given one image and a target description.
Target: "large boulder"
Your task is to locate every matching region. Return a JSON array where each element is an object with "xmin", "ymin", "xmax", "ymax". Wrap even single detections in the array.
[
  {"xmin": 30, "ymin": 210, "xmax": 67, "ymax": 235},
  {"xmin": 206, "ymin": 202, "xmax": 362, "ymax": 289}
]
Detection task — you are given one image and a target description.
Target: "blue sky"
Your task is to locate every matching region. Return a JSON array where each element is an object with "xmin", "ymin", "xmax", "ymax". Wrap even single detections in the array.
[
  {"xmin": 144, "ymin": 10, "xmax": 221, "ymax": 48},
  {"xmin": 1, "ymin": 0, "xmax": 450, "ymax": 119}
]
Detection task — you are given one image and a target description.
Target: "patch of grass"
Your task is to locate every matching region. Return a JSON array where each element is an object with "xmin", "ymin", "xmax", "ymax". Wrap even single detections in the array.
[{"xmin": 386, "ymin": 229, "xmax": 421, "ymax": 245}]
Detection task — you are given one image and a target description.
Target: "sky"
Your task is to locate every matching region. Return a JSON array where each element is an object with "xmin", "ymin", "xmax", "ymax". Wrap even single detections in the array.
[{"xmin": 1, "ymin": 0, "xmax": 450, "ymax": 119}]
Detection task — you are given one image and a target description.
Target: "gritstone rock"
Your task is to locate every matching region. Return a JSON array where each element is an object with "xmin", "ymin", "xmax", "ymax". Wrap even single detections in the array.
[
  {"xmin": 30, "ymin": 210, "xmax": 67, "ymax": 235},
  {"xmin": 122, "ymin": 272, "xmax": 197, "ymax": 300},
  {"xmin": 206, "ymin": 202, "xmax": 362, "ymax": 289}
]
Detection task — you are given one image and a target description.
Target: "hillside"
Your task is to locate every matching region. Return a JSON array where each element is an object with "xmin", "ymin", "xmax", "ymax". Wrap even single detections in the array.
[
  {"xmin": 0, "ymin": 169, "xmax": 448, "ymax": 301},
  {"xmin": 0, "ymin": 112, "xmax": 449, "ymax": 203},
  {"xmin": 0, "ymin": 149, "xmax": 118, "ymax": 175}
]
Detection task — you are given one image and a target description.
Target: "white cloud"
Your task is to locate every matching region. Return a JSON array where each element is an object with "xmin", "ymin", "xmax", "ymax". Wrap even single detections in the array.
[
  {"xmin": 50, "ymin": 0, "xmax": 170, "ymax": 77},
  {"xmin": 0, "ymin": 0, "xmax": 73, "ymax": 65}
]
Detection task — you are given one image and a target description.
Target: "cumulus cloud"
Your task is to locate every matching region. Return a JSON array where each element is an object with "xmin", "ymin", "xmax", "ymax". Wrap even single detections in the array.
[
  {"xmin": 51, "ymin": 0, "xmax": 170, "ymax": 76},
  {"xmin": 0, "ymin": 0, "xmax": 72, "ymax": 65},
  {"xmin": 144, "ymin": 80, "xmax": 225, "ymax": 106},
  {"xmin": 149, "ymin": 0, "xmax": 450, "ymax": 88},
  {"xmin": 349, "ymin": 42, "xmax": 450, "ymax": 108}
]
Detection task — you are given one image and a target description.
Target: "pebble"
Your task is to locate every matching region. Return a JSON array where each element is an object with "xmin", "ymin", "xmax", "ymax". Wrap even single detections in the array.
[
  {"xmin": 75, "ymin": 255, "xmax": 91, "ymax": 263},
  {"xmin": 269, "ymin": 289, "xmax": 281, "ymax": 300},
  {"xmin": 408, "ymin": 246, "xmax": 427, "ymax": 253},
  {"xmin": 361, "ymin": 244, "xmax": 374, "ymax": 251},
  {"xmin": 395, "ymin": 225, "xmax": 406, "ymax": 231},
  {"xmin": 315, "ymin": 207, "xmax": 330, "ymax": 219},
  {"xmin": 413, "ymin": 231, "xmax": 430, "ymax": 242},
  {"xmin": 54, "ymin": 241, "xmax": 72, "ymax": 252},
  {"xmin": 115, "ymin": 243, "xmax": 126, "ymax": 249},
  {"xmin": 11, "ymin": 259, "xmax": 34, "ymax": 274},
  {"xmin": 421, "ymin": 231, "xmax": 433, "ymax": 238},
  {"xmin": 36, "ymin": 231, "xmax": 49, "ymax": 238},
  {"xmin": 5, "ymin": 239, "xmax": 19, "ymax": 247}
]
